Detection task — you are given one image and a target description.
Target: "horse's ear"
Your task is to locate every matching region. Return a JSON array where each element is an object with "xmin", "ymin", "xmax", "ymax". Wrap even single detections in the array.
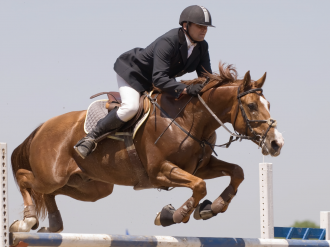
[
  {"xmin": 255, "ymin": 72, "xmax": 267, "ymax": 88},
  {"xmin": 241, "ymin": 71, "xmax": 251, "ymax": 92}
]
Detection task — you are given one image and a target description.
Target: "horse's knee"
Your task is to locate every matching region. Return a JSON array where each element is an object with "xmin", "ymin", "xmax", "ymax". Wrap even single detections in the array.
[
  {"xmin": 193, "ymin": 179, "xmax": 207, "ymax": 198},
  {"xmin": 232, "ymin": 165, "xmax": 244, "ymax": 182}
]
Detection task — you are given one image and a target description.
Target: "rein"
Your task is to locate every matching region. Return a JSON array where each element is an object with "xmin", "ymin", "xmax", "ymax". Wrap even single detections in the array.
[
  {"xmin": 147, "ymin": 80, "xmax": 277, "ymax": 176},
  {"xmin": 199, "ymin": 86, "xmax": 277, "ymax": 148}
]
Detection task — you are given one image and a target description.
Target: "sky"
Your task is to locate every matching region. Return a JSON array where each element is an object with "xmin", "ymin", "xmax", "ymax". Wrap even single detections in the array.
[{"xmin": 1, "ymin": 0, "xmax": 330, "ymax": 239}]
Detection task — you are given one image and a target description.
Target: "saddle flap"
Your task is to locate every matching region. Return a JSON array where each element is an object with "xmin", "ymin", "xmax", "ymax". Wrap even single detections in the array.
[{"xmin": 143, "ymin": 95, "xmax": 150, "ymax": 113}]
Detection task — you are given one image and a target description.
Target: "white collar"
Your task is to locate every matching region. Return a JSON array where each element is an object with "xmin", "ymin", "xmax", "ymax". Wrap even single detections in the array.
[{"xmin": 184, "ymin": 33, "xmax": 197, "ymax": 48}]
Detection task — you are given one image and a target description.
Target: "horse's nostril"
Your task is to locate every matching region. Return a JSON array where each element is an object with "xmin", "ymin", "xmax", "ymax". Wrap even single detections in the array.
[{"xmin": 271, "ymin": 140, "xmax": 280, "ymax": 152}]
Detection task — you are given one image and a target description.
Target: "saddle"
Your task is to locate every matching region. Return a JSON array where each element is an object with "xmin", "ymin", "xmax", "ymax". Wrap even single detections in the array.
[{"xmin": 90, "ymin": 91, "xmax": 151, "ymax": 131}]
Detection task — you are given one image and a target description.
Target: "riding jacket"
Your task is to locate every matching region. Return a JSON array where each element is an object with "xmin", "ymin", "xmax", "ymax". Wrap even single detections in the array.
[{"xmin": 114, "ymin": 28, "xmax": 212, "ymax": 98}]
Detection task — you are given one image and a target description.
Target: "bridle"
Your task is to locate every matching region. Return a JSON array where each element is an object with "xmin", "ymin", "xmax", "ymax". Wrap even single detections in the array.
[{"xmin": 232, "ymin": 86, "xmax": 277, "ymax": 147}]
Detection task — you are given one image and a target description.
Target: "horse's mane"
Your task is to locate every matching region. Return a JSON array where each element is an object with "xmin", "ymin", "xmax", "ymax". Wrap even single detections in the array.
[{"xmin": 181, "ymin": 62, "xmax": 239, "ymax": 92}]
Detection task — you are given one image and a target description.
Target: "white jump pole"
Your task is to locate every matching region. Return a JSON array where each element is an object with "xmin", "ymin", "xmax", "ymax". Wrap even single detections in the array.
[
  {"xmin": 0, "ymin": 143, "xmax": 9, "ymax": 247},
  {"xmin": 320, "ymin": 211, "xmax": 330, "ymax": 240},
  {"xmin": 259, "ymin": 163, "xmax": 274, "ymax": 239}
]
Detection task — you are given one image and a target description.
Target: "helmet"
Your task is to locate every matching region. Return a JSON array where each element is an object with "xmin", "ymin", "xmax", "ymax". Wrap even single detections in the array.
[{"xmin": 179, "ymin": 5, "xmax": 215, "ymax": 27}]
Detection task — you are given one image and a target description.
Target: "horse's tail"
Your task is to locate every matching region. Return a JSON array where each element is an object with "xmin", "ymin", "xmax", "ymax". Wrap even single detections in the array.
[{"xmin": 11, "ymin": 124, "xmax": 47, "ymax": 220}]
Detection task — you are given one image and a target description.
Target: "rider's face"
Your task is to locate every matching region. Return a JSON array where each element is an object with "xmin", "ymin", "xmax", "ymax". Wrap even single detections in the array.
[{"xmin": 183, "ymin": 23, "xmax": 208, "ymax": 42}]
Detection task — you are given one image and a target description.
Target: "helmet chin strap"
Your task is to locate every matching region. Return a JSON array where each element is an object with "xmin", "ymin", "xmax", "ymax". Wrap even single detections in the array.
[{"xmin": 183, "ymin": 22, "xmax": 198, "ymax": 43}]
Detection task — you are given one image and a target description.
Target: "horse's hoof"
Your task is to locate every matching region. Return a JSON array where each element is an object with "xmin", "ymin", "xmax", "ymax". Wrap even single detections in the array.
[
  {"xmin": 154, "ymin": 212, "xmax": 161, "ymax": 226},
  {"xmin": 9, "ymin": 217, "xmax": 37, "ymax": 232},
  {"xmin": 193, "ymin": 200, "xmax": 216, "ymax": 221},
  {"xmin": 193, "ymin": 204, "xmax": 202, "ymax": 220},
  {"xmin": 154, "ymin": 204, "xmax": 176, "ymax": 227},
  {"xmin": 37, "ymin": 227, "xmax": 63, "ymax": 233}
]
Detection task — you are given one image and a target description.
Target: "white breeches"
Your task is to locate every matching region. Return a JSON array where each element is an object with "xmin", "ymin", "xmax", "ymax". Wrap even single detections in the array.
[{"xmin": 116, "ymin": 74, "xmax": 140, "ymax": 122}]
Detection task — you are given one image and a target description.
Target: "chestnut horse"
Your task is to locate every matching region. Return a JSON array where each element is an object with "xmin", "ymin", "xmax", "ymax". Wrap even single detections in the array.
[{"xmin": 10, "ymin": 63, "xmax": 284, "ymax": 233}]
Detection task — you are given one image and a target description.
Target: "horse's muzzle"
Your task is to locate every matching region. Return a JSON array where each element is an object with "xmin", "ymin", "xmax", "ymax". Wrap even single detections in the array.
[{"xmin": 262, "ymin": 129, "xmax": 284, "ymax": 157}]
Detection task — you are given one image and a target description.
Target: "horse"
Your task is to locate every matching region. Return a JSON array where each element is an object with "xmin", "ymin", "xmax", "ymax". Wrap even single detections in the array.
[{"xmin": 9, "ymin": 63, "xmax": 284, "ymax": 233}]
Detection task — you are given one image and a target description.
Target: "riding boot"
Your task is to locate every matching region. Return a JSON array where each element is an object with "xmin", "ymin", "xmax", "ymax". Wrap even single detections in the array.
[{"xmin": 74, "ymin": 107, "xmax": 125, "ymax": 159}]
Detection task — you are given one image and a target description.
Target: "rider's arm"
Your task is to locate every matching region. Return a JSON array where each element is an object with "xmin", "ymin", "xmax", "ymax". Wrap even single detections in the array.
[
  {"xmin": 196, "ymin": 41, "xmax": 212, "ymax": 77},
  {"xmin": 152, "ymin": 37, "xmax": 187, "ymax": 98}
]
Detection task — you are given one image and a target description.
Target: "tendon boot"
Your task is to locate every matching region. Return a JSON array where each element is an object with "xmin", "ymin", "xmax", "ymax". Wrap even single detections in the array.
[{"xmin": 74, "ymin": 107, "xmax": 125, "ymax": 159}]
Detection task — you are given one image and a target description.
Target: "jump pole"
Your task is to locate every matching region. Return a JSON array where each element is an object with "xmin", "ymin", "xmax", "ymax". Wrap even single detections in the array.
[
  {"xmin": 9, "ymin": 233, "xmax": 330, "ymax": 247},
  {"xmin": 1, "ymin": 143, "xmax": 9, "ymax": 247}
]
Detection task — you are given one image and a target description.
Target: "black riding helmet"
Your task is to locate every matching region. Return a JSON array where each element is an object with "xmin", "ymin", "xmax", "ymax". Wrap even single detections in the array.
[
  {"xmin": 179, "ymin": 5, "xmax": 214, "ymax": 27},
  {"xmin": 179, "ymin": 5, "xmax": 215, "ymax": 43}
]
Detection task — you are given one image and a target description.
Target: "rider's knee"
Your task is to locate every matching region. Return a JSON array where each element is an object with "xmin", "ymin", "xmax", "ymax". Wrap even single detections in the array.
[
  {"xmin": 126, "ymin": 104, "xmax": 139, "ymax": 117},
  {"xmin": 118, "ymin": 104, "xmax": 139, "ymax": 121}
]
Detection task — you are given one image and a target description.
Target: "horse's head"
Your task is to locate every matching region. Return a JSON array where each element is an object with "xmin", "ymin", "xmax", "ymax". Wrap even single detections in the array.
[{"xmin": 232, "ymin": 71, "xmax": 284, "ymax": 156}]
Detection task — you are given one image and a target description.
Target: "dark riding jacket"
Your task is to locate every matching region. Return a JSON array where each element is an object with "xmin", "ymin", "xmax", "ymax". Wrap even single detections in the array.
[{"xmin": 114, "ymin": 28, "xmax": 212, "ymax": 98}]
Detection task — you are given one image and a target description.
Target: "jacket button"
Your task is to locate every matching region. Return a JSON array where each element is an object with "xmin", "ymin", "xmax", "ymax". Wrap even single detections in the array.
[
  {"xmin": 175, "ymin": 90, "xmax": 177, "ymax": 92},
  {"xmin": 179, "ymin": 62, "xmax": 181, "ymax": 64}
]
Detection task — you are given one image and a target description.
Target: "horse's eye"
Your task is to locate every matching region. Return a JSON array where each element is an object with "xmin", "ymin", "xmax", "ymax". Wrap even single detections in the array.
[{"xmin": 247, "ymin": 103, "xmax": 258, "ymax": 111}]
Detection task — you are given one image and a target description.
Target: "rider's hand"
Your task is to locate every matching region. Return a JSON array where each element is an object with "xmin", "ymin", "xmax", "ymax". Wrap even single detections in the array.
[{"xmin": 186, "ymin": 84, "xmax": 203, "ymax": 96}]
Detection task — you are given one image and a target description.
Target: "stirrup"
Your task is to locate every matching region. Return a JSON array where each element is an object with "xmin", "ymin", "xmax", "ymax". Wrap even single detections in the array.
[{"xmin": 74, "ymin": 137, "xmax": 97, "ymax": 159}]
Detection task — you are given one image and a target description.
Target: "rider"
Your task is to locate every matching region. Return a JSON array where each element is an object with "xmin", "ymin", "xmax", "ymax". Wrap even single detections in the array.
[{"xmin": 74, "ymin": 5, "xmax": 215, "ymax": 159}]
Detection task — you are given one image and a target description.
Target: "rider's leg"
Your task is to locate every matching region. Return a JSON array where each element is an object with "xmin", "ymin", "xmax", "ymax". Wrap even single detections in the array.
[
  {"xmin": 116, "ymin": 74, "xmax": 140, "ymax": 122},
  {"xmin": 74, "ymin": 74, "xmax": 140, "ymax": 159}
]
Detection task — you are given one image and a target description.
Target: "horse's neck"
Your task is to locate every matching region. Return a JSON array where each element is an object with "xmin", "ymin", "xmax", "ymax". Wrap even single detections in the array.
[
  {"xmin": 193, "ymin": 86, "xmax": 238, "ymax": 138},
  {"xmin": 157, "ymin": 86, "xmax": 237, "ymax": 139}
]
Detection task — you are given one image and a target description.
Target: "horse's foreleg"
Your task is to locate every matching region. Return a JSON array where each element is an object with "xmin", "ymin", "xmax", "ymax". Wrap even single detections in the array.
[
  {"xmin": 193, "ymin": 156, "xmax": 244, "ymax": 220},
  {"xmin": 37, "ymin": 194, "xmax": 63, "ymax": 233},
  {"xmin": 153, "ymin": 161, "xmax": 207, "ymax": 227}
]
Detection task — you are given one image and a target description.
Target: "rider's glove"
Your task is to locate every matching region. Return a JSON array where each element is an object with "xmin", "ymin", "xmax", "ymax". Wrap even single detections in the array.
[{"xmin": 186, "ymin": 84, "xmax": 203, "ymax": 96}]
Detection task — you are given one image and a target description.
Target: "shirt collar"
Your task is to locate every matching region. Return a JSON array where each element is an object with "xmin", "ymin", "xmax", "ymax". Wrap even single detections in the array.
[{"xmin": 184, "ymin": 33, "xmax": 197, "ymax": 48}]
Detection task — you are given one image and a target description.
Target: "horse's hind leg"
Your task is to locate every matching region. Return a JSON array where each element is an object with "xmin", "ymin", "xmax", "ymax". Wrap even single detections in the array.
[
  {"xmin": 10, "ymin": 167, "xmax": 68, "ymax": 233},
  {"xmin": 37, "ymin": 194, "xmax": 63, "ymax": 233},
  {"xmin": 193, "ymin": 155, "xmax": 244, "ymax": 220},
  {"xmin": 153, "ymin": 161, "xmax": 207, "ymax": 227},
  {"xmin": 10, "ymin": 169, "xmax": 39, "ymax": 232}
]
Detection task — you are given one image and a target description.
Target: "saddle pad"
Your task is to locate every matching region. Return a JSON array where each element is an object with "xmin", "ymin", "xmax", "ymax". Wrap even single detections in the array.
[{"xmin": 84, "ymin": 99, "xmax": 108, "ymax": 134}]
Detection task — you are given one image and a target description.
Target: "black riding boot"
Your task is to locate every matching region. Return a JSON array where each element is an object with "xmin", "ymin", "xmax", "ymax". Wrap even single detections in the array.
[{"xmin": 74, "ymin": 107, "xmax": 125, "ymax": 159}]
